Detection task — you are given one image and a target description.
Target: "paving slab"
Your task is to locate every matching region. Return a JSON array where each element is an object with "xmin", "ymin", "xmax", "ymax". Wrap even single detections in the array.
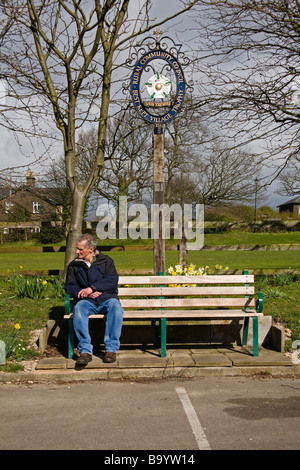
[
  {"xmin": 66, "ymin": 355, "xmax": 118, "ymax": 369},
  {"xmin": 36, "ymin": 357, "xmax": 66, "ymax": 369},
  {"xmin": 223, "ymin": 348, "xmax": 293, "ymax": 366},
  {"xmin": 170, "ymin": 350, "xmax": 195, "ymax": 367},
  {"xmin": 118, "ymin": 351, "xmax": 170, "ymax": 368},
  {"xmin": 33, "ymin": 346, "xmax": 296, "ymax": 379},
  {"xmin": 192, "ymin": 353, "xmax": 232, "ymax": 367}
]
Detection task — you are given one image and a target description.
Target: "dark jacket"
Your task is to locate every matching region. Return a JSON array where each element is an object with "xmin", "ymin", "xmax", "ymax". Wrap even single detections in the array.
[{"xmin": 64, "ymin": 251, "xmax": 119, "ymax": 306}]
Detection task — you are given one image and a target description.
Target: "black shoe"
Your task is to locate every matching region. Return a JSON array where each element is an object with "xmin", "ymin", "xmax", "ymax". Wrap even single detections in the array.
[
  {"xmin": 76, "ymin": 353, "xmax": 92, "ymax": 365},
  {"xmin": 103, "ymin": 352, "xmax": 116, "ymax": 363}
]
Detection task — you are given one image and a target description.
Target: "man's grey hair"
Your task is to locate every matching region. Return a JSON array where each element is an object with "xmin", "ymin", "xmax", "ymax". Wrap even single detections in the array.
[{"xmin": 77, "ymin": 233, "xmax": 98, "ymax": 250}]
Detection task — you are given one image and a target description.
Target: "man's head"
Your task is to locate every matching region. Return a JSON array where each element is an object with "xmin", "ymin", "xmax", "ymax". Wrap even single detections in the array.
[{"xmin": 76, "ymin": 234, "xmax": 97, "ymax": 262}]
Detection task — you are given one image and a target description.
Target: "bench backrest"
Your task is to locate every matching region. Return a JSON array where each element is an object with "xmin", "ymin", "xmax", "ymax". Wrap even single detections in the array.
[{"xmin": 118, "ymin": 274, "xmax": 255, "ymax": 310}]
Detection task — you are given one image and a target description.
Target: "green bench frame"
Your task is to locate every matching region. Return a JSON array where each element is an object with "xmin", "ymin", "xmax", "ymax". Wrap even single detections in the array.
[{"xmin": 64, "ymin": 270, "xmax": 263, "ymax": 359}]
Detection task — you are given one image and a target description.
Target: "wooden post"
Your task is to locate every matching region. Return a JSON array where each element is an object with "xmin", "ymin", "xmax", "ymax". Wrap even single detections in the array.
[{"xmin": 153, "ymin": 126, "xmax": 165, "ymax": 275}]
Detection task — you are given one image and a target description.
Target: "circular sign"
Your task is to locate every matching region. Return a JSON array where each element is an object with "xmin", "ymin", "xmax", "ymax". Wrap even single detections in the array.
[{"xmin": 130, "ymin": 48, "xmax": 186, "ymax": 124}]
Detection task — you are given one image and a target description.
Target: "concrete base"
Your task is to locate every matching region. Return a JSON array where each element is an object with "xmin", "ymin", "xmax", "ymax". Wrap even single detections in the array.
[
  {"xmin": 36, "ymin": 346, "xmax": 293, "ymax": 371},
  {"xmin": 38, "ymin": 315, "xmax": 283, "ymax": 357}
]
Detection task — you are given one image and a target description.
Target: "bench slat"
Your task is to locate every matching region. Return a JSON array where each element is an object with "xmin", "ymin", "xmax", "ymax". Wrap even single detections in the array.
[
  {"xmin": 65, "ymin": 273, "xmax": 262, "ymax": 359},
  {"xmin": 122, "ymin": 310, "xmax": 262, "ymax": 318},
  {"xmin": 118, "ymin": 286, "xmax": 255, "ymax": 296},
  {"xmin": 120, "ymin": 298, "xmax": 255, "ymax": 308},
  {"xmin": 118, "ymin": 275, "xmax": 254, "ymax": 285},
  {"xmin": 64, "ymin": 309, "xmax": 262, "ymax": 320}
]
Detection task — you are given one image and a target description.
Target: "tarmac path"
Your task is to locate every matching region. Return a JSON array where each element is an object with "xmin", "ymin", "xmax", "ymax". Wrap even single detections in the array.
[{"xmin": 0, "ymin": 376, "xmax": 299, "ymax": 452}]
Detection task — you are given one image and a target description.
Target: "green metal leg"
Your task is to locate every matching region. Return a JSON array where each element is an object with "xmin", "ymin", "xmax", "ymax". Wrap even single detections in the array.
[
  {"xmin": 242, "ymin": 316, "xmax": 259, "ymax": 357},
  {"xmin": 68, "ymin": 318, "xmax": 75, "ymax": 359},
  {"xmin": 252, "ymin": 316, "xmax": 259, "ymax": 357},
  {"xmin": 160, "ymin": 318, "xmax": 167, "ymax": 358}
]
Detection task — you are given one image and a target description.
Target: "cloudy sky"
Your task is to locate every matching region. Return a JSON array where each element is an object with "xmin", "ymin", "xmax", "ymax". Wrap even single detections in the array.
[{"xmin": 0, "ymin": 1, "xmax": 288, "ymax": 209}]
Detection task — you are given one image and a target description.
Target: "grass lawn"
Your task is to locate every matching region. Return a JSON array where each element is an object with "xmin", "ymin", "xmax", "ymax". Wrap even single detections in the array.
[
  {"xmin": 0, "ymin": 249, "xmax": 300, "ymax": 275},
  {"xmin": 0, "ymin": 230, "xmax": 300, "ymax": 251},
  {"xmin": 0, "ymin": 252, "xmax": 65, "ymax": 274},
  {"xmin": 0, "ymin": 273, "xmax": 299, "ymax": 372},
  {"xmin": 0, "ymin": 235, "xmax": 299, "ymax": 371},
  {"xmin": 112, "ymin": 250, "xmax": 300, "ymax": 273}
]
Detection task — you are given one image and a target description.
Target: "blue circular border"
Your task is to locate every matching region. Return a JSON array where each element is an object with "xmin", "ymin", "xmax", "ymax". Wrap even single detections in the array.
[{"xmin": 130, "ymin": 48, "xmax": 186, "ymax": 124}]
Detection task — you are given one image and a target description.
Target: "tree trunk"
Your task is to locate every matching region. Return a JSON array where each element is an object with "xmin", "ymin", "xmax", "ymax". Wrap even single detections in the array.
[
  {"xmin": 179, "ymin": 224, "xmax": 188, "ymax": 267},
  {"xmin": 64, "ymin": 188, "xmax": 86, "ymax": 275}
]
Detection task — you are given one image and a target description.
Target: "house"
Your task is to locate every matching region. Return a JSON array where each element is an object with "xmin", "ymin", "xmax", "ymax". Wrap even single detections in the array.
[
  {"xmin": 277, "ymin": 195, "xmax": 300, "ymax": 217},
  {"xmin": 0, "ymin": 170, "xmax": 64, "ymax": 239}
]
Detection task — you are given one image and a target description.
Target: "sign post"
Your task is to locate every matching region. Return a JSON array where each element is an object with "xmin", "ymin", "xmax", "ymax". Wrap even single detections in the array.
[
  {"xmin": 127, "ymin": 28, "xmax": 190, "ymax": 274},
  {"xmin": 153, "ymin": 125, "xmax": 165, "ymax": 274}
]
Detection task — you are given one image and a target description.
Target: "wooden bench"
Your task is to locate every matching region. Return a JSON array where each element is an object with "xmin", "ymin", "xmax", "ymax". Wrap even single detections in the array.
[{"xmin": 64, "ymin": 271, "xmax": 263, "ymax": 359}]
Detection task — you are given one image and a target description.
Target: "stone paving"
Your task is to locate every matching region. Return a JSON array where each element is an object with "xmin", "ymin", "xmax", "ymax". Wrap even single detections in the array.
[
  {"xmin": 1, "ymin": 346, "xmax": 298, "ymax": 383},
  {"xmin": 36, "ymin": 346, "xmax": 294, "ymax": 371}
]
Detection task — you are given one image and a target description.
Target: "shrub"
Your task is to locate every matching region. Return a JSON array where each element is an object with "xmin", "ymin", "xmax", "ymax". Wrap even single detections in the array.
[
  {"xmin": 8, "ymin": 274, "xmax": 48, "ymax": 299},
  {"xmin": 38, "ymin": 226, "xmax": 65, "ymax": 244}
]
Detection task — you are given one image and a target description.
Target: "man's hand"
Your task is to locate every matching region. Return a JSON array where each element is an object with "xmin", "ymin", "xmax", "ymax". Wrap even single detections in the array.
[
  {"xmin": 78, "ymin": 288, "xmax": 102, "ymax": 299},
  {"xmin": 88, "ymin": 291, "xmax": 102, "ymax": 299},
  {"xmin": 78, "ymin": 287, "xmax": 93, "ymax": 298}
]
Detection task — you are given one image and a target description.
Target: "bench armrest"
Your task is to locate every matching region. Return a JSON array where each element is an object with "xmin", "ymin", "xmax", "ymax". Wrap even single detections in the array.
[
  {"xmin": 65, "ymin": 294, "xmax": 71, "ymax": 314},
  {"xmin": 256, "ymin": 292, "xmax": 263, "ymax": 313}
]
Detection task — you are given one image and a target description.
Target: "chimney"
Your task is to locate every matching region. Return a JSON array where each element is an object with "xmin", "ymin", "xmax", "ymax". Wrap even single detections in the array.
[{"xmin": 26, "ymin": 170, "xmax": 35, "ymax": 188}]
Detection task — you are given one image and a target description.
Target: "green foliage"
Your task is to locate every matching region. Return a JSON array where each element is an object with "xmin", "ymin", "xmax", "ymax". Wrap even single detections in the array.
[
  {"xmin": 49, "ymin": 276, "xmax": 65, "ymax": 299},
  {"xmin": 0, "ymin": 276, "xmax": 65, "ymax": 366},
  {"xmin": 8, "ymin": 274, "xmax": 48, "ymax": 299},
  {"xmin": 256, "ymin": 275, "xmax": 300, "ymax": 351},
  {"xmin": 263, "ymin": 287, "xmax": 289, "ymax": 300},
  {"xmin": 272, "ymin": 273, "xmax": 295, "ymax": 286},
  {"xmin": 7, "ymin": 273, "xmax": 65, "ymax": 300},
  {"xmin": 204, "ymin": 224, "xmax": 229, "ymax": 234},
  {"xmin": 38, "ymin": 226, "xmax": 65, "ymax": 244},
  {"xmin": 0, "ymin": 323, "xmax": 21, "ymax": 359}
]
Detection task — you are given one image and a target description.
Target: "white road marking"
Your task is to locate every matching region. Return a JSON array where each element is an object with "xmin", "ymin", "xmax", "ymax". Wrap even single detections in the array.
[{"xmin": 176, "ymin": 386, "xmax": 211, "ymax": 450}]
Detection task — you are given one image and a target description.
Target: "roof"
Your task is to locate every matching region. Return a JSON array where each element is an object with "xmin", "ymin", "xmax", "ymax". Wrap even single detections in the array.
[
  {"xmin": 0, "ymin": 184, "xmax": 63, "ymax": 206},
  {"xmin": 277, "ymin": 195, "xmax": 300, "ymax": 208}
]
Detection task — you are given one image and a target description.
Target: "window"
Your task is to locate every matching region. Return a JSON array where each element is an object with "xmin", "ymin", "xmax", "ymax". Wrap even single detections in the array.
[
  {"xmin": 33, "ymin": 201, "xmax": 41, "ymax": 214},
  {"xmin": 5, "ymin": 201, "xmax": 14, "ymax": 213}
]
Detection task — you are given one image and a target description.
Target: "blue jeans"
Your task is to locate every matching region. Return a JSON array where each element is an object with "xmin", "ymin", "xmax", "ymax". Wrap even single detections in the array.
[{"xmin": 73, "ymin": 298, "xmax": 124, "ymax": 355}]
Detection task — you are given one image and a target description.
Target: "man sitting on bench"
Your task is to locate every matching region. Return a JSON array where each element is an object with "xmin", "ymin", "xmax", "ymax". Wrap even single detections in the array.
[{"xmin": 64, "ymin": 233, "xmax": 123, "ymax": 365}]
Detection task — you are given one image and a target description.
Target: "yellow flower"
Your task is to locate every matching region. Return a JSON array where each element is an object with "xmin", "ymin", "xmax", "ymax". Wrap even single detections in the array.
[
  {"xmin": 42, "ymin": 280, "xmax": 47, "ymax": 285},
  {"xmin": 19, "ymin": 265, "xmax": 23, "ymax": 269},
  {"xmin": 14, "ymin": 323, "xmax": 21, "ymax": 330}
]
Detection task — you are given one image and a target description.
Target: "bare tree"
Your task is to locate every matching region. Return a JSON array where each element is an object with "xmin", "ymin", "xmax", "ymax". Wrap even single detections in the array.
[
  {"xmin": 80, "ymin": 116, "xmax": 153, "ymax": 206},
  {"xmin": 190, "ymin": 1, "xmax": 300, "ymax": 186},
  {"xmin": 165, "ymin": 115, "xmax": 262, "ymax": 206},
  {"xmin": 0, "ymin": 0, "xmax": 200, "ymax": 271},
  {"xmin": 278, "ymin": 156, "xmax": 300, "ymax": 196}
]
